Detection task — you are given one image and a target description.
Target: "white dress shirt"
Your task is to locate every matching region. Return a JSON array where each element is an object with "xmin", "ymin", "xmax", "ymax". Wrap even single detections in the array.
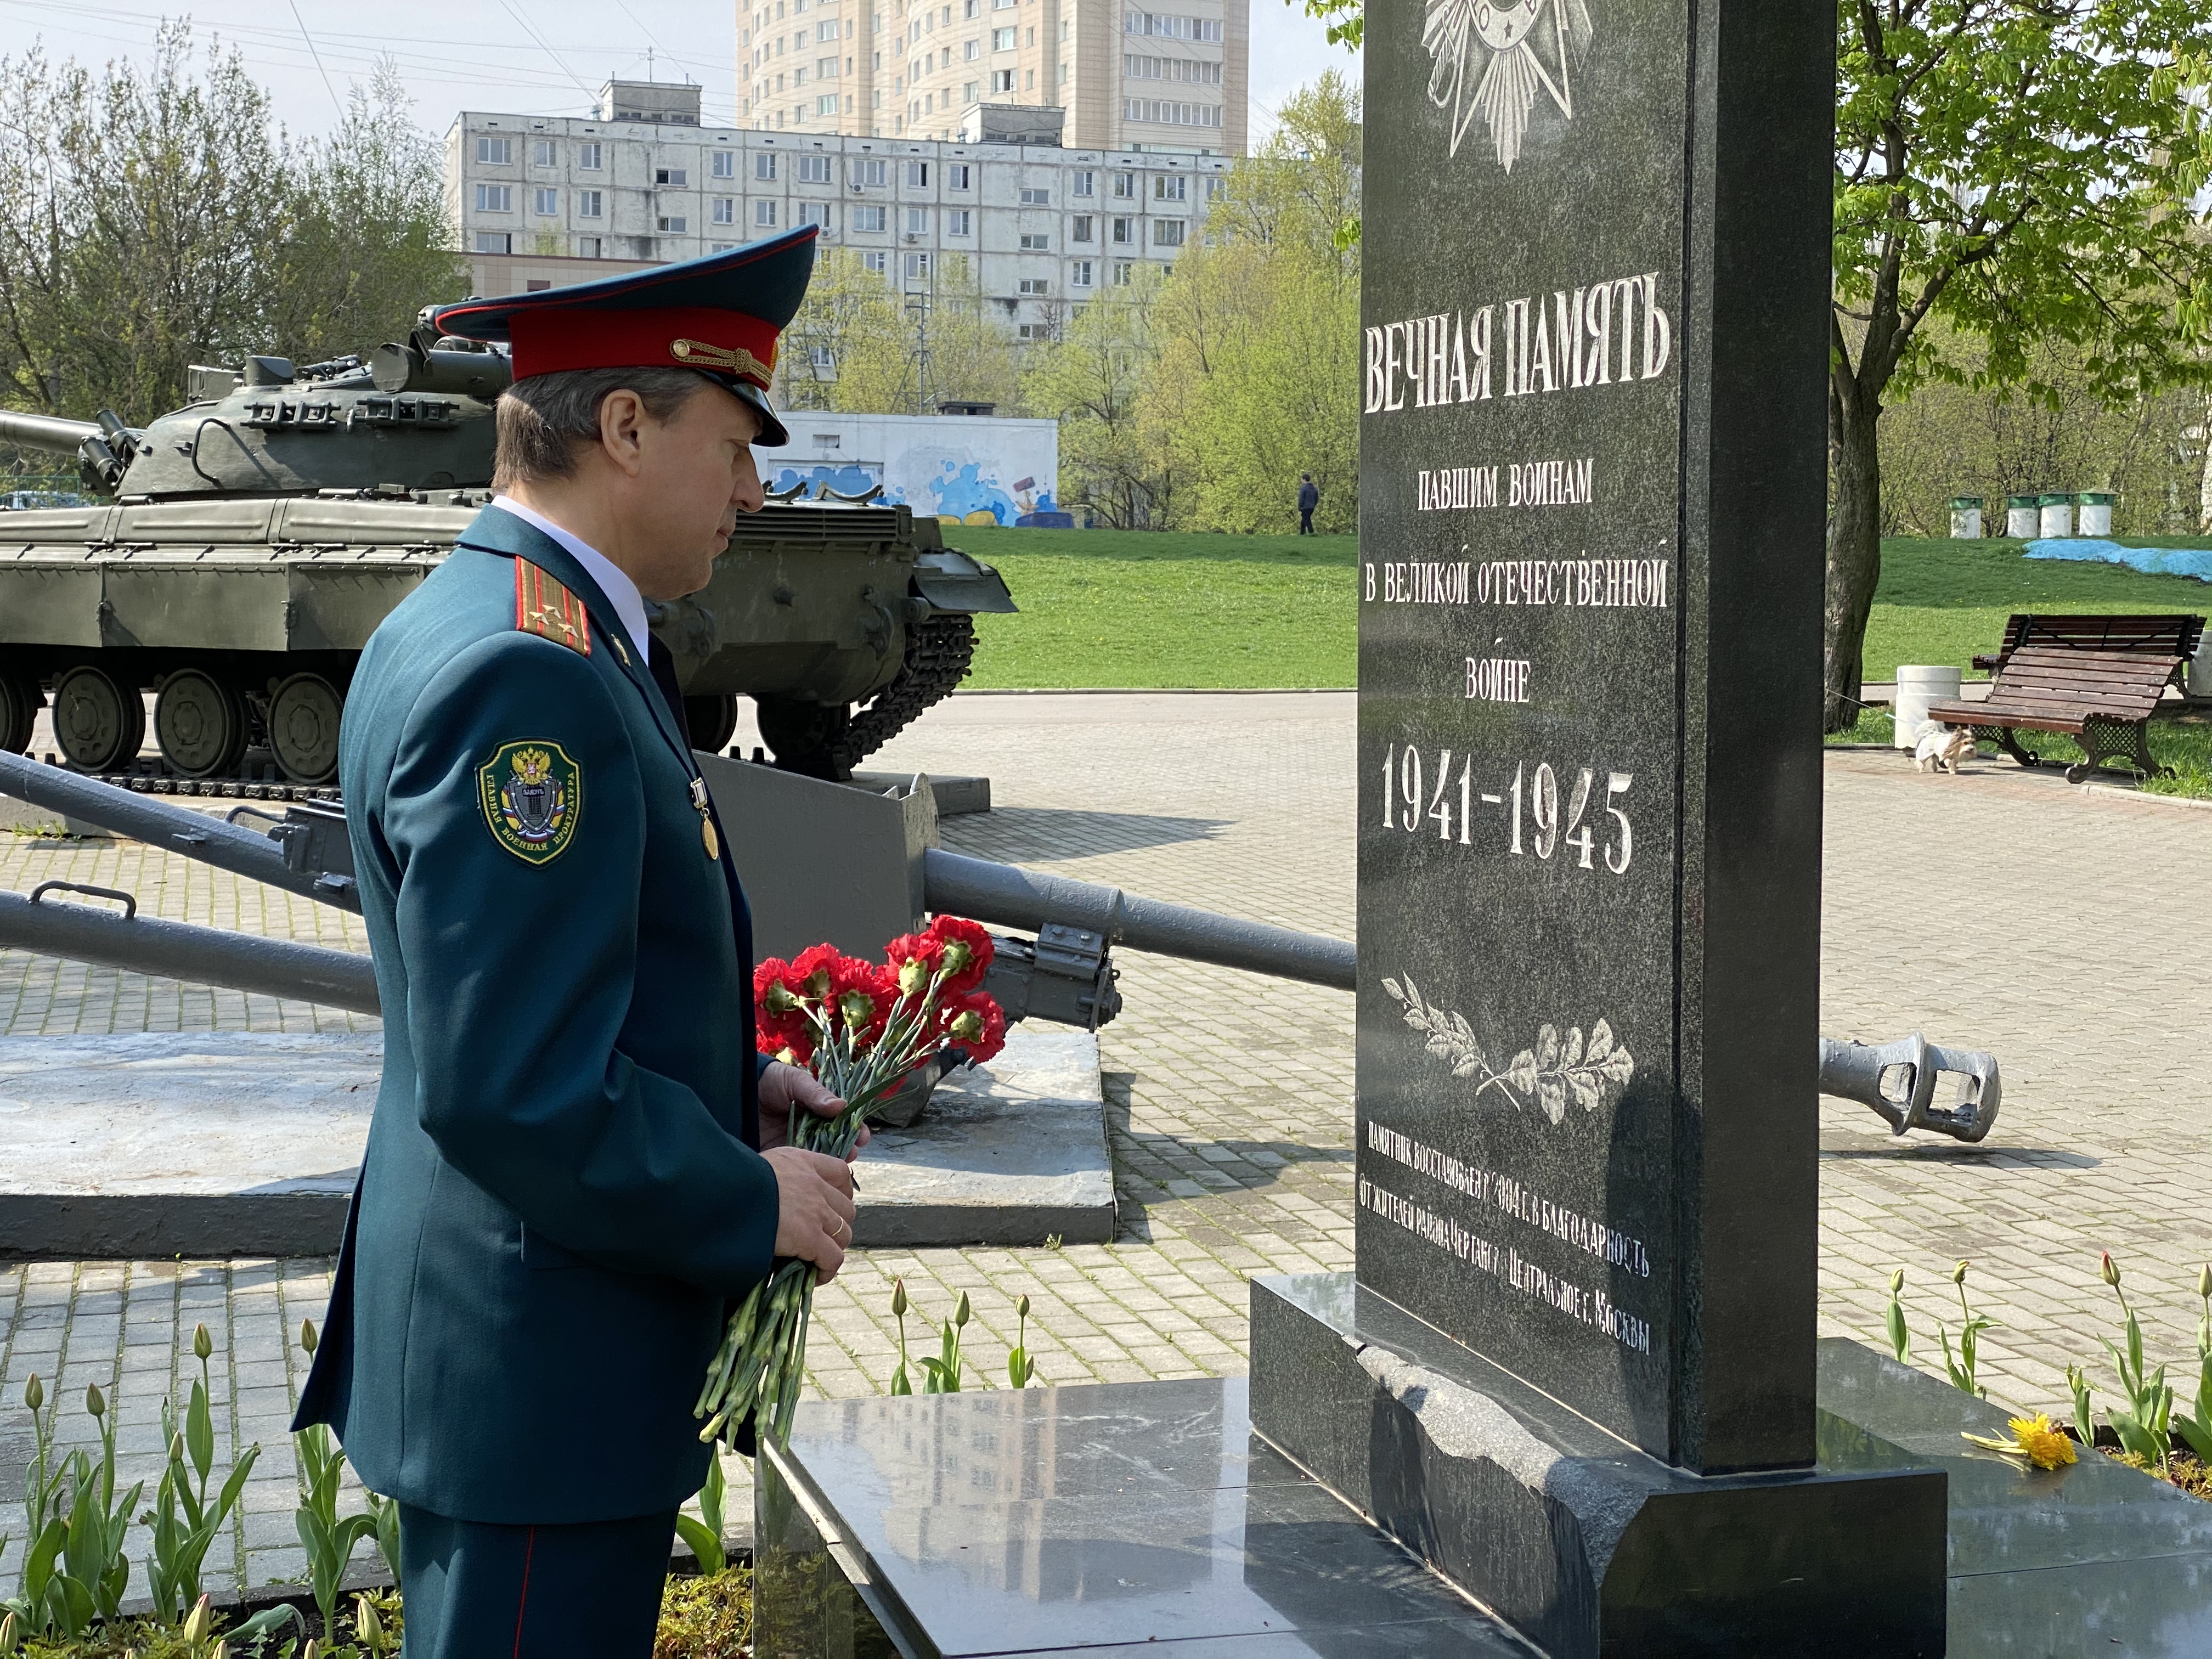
[{"xmin": 489, "ymin": 495, "xmax": 651, "ymax": 662}]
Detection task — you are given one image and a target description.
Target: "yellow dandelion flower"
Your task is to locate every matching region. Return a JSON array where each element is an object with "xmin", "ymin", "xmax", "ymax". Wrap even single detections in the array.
[{"xmin": 1963, "ymin": 1412, "xmax": 2077, "ymax": 1471}]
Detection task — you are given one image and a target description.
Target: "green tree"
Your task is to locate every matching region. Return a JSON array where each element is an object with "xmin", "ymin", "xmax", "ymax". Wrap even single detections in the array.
[
  {"xmin": 777, "ymin": 247, "xmax": 908, "ymax": 411},
  {"xmin": 1023, "ymin": 269, "xmax": 1173, "ymax": 525},
  {"xmin": 1826, "ymin": 2, "xmax": 2211, "ymax": 727}
]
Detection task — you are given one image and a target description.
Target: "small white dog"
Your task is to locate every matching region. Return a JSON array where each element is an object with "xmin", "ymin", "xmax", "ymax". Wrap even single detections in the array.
[{"xmin": 1912, "ymin": 721, "xmax": 1975, "ymax": 775}]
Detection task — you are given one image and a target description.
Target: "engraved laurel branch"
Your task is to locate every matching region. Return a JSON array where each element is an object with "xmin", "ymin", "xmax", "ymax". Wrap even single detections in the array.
[{"xmin": 1383, "ymin": 973, "xmax": 1634, "ymax": 1125}]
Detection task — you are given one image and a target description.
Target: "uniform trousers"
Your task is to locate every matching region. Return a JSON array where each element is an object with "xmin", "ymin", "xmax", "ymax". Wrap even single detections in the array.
[{"xmin": 398, "ymin": 1503, "xmax": 678, "ymax": 1659}]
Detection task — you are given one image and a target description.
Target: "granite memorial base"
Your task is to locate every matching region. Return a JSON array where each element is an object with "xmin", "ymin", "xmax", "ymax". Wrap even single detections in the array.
[
  {"xmin": 1249, "ymin": 1274, "xmax": 1945, "ymax": 1658},
  {"xmin": 0, "ymin": 1028, "xmax": 1109, "ymax": 1258}
]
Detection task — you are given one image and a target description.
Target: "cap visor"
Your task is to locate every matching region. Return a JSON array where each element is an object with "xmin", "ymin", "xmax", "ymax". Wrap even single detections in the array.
[{"xmin": 729, "ymin": 379, "xmax": 789, "ymax": 448}]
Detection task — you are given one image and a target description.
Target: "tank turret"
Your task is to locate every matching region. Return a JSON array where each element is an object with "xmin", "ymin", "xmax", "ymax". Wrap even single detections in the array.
[{"xmin": 0, "ymin": 317, "xmax": 1012, "ymax": 788}]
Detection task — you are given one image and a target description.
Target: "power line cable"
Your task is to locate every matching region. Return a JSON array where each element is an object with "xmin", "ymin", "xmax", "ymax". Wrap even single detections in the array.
[{"xmin": 286, "ymin": 0, "xmax": 346, "ymax": 119}]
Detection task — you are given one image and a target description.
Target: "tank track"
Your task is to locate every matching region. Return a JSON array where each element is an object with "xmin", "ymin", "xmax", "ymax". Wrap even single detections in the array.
[
  {"xmin": 66, "ymin": 763, "xmax": 339, "ymax": 803},
  {"xmin": 832, "ymin": 612, "xmax": 978, "ymax": 774}
]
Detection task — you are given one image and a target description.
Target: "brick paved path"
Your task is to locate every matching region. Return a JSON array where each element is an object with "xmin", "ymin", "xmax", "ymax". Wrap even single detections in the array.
[{"xmin": 2, "ymin": 697, "xmax": 2206, "ymax": 1601}]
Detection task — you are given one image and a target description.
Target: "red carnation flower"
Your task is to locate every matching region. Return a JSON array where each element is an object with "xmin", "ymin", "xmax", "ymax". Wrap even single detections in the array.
[
  {"xmin": 940, "ymin": 989, "xmax": 1007, "ymax": 1064},
  {"xmin": 924, "ymin": 915, "xmax": 994, "ymax": 995}
]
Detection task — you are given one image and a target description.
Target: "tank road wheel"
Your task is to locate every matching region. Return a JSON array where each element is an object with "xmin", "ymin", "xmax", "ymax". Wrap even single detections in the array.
[
  {"xmin": 154, "ymin": 670, "xmax": 248, "ymax": 779},
  {"xmin": 684, "ymin": 693, "xmax": 740, "ymax": 754},
  {"xmin": 52, "ymin": 665, "xmax": 146, "ymax": 773},
  {"xmin": 268, "ymin": 673, "xmax": 343, "ymax": 785},
  {"xmin": 755, "ymin": 696, "xmax": 853, "ymax": 781},
  {"xmin": 0, "ymin": 672, "xmax": 43, "ymax": 755}
]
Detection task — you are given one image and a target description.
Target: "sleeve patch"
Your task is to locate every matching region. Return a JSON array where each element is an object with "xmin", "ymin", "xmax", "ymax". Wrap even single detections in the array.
[
  {"xmin": 478, "ymin": 740, "xmax": 583, "ymax": 864},
  {"xmin": 515, "ymin": 560, "xmax": 592, "ymax": 656}
]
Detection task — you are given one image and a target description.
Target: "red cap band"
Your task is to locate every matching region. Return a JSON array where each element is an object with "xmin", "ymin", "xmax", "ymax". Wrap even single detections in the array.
[{"xmin": 506, "ymin": 304, "xmax": 780, "ymax": 389}]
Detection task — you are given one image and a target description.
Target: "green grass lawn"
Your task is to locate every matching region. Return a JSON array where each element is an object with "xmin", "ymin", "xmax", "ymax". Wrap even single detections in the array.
[{"xmin": 951, "ymin": 525, "xmax": 1357, "ymax": 689}]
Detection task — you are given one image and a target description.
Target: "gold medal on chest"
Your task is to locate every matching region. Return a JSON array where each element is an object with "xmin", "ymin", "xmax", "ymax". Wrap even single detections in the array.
[
  {"xmin": 702, "ymin": 816, "xmax": 720, "ymax": 860},
  {"xmin": 690, "ymin": 777, "xmax": 720, "ymax": 861}
]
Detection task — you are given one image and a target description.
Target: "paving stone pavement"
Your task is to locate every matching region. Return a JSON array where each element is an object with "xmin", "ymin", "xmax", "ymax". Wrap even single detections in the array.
[{"xmin": 1, "ymin": 696, "xmax": 2207, "ymax": 1602}]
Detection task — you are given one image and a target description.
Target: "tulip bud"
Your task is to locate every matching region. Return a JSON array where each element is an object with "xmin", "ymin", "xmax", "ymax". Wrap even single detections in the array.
[
  {"xmin": 2101, "ymin": 1251, "xmax": 2120, "ymax": 1289},
  {"xmin": 1, "ymin": 1610, "xmax": 19, "ymax": 1656},
  {"xmin": 954, "ymin": 1290, "xmax": 971, "ymax": 1328},
  {"xmin": 1950, "ymin": 1260, "xmax": 1968, "ymax": 1286},
  {"xmin": 356, "ymin": 1594, "xmax": 383, "ymax": 1647},
  {"xmin": 300, "ymin": 1318, "xmax": 319, "ymax": 1355},
  {"xmin": 170, "ymin": 1430, "xmax": 186, "ymax": 1464},
  {"xmin": 1888, "ymin": 1269, "xmax": 1903, "ymax": 1295},
  {"xmin": 193, "ymin": 1322, "xmax": 212, "ymax": 1361},
  {"xmin": 86, "ymin": 1381, "xmax": 105, "ymax": 1419},
  {"xmin": 182, "ymin": 1593, "xmax": 212, "ymax": 1647},
  {"xmin": 2198, "ymin": 1263, "xmax": 2209, "ymax": 1299},
  {"xmin": 303, "ymin": 1641, "xmax": 321, "ymax": 1659},
  {"xmin": 22, "ymin": 1373, "xmax": 41, "ymax": 1412},
  {"xmin": 1018, "ymin": 1293, "xmax": 1031, "ymax": 1319},
  {"xmin": 211, "ymin": 1641, "xmax": 229, "ymax": 1659},
  {"xmin": 891, "ymin": 1279, "xmax": 908, "ymax": 1317}
]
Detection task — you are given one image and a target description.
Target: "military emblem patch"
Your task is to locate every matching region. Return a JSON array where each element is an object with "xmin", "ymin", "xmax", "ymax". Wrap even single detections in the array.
[{"xmin": 478, "ymin": 740, "xmax": 582, "ymax": 865}]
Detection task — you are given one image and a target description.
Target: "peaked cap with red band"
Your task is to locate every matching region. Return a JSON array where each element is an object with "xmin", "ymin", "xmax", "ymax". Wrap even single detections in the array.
[{"xmin": 431, "ymin": 225, "xmax": 819, "ymax": 447}]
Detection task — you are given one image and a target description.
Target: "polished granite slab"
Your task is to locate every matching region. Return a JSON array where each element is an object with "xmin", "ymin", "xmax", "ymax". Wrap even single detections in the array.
[{"xmin": 754, "ymin": 1375, "xmax": 1531, "ymax": 1658}]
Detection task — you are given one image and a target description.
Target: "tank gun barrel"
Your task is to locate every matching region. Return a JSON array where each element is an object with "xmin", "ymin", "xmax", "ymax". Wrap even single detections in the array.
[
  {"xmin": 922, "ymin": 846, "xmax": 1357, "ymax": 991},
  {"xmin": 0, "ymin": 751, "xmax": 359, "ymax": 912},
  {"xmin": 0, "ymin": 408, "xmax": 103, "ymax": 453},
  {"xmin": 0, "ymin": 882, "xmax": 379, "ymax": 1013}
]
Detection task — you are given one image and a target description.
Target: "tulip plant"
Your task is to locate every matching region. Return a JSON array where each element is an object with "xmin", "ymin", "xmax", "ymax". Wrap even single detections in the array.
[{"xmin": 695, "ymin": 916, "xmax": 1007, "ymax": 1449}]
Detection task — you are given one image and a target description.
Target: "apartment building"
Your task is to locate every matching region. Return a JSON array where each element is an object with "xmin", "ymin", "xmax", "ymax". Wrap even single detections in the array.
[
  {"xmin": 735, "ymin": 0, "xmax": 1249, "ymax": 155},
  {"xmin": 447, "ymin": 84, "xmax": 1232, "ymax": 345}
]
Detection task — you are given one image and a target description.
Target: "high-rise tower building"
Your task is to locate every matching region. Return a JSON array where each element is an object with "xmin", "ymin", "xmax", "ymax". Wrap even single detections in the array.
[{"xmin": 736, "ymin": 0, "xmax": 1248, "ymax": 156}]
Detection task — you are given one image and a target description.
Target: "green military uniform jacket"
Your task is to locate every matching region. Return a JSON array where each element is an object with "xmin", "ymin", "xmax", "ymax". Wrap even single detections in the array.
[{"xmin": 295, "ymin": 505, "xmax": 778, "ymax": 1523}]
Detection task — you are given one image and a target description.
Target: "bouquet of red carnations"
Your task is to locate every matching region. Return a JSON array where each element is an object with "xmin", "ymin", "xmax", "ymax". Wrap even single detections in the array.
[{"xmin": 695, "ymin": 915, "xmax": 1007, "ymax": 1448}]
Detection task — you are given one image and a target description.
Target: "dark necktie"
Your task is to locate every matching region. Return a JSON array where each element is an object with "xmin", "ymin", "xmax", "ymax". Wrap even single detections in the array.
[{"xmin": 646, "ymin": 633, "xmax": 695, "ymax": 751}]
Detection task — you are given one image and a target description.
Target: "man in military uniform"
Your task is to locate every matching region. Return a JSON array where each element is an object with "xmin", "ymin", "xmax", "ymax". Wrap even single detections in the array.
[{"xmin": 294, "ymin": 227, "xmax": 859, "ymax": 1658}]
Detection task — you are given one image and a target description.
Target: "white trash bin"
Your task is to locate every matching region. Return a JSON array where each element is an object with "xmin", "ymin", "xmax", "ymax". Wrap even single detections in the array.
[
  {"xmin": 2004, "ymin": 494, "xmax": 2038, "ymax": 539},
  {"xmin": 2190, "ymin": 632, "xmax": 2212, "ymax": 702},
  {"xmin": 1949, "ymin": 496, "xmax": 1983, "ymax": 539},
  {"xmin": 1893, "ymin": 664, "xmax": 1965, "ymax": 749},
  {"xmin": 2078, "ymin": 492, "xmax": 2114, "ymax": 537},
  {"xmin": 2038, "ymin": 493, "xmax": 2074, "ymax": 538}
]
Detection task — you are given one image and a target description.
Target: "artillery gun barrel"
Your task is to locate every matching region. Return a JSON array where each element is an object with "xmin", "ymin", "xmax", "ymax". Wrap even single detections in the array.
[
  {"xmin": 922, "ymin": 847, "xmax": 1357, "ymax": 991},
  {"xmin": 0, "ymin": 408, "xmax": 103, "ymax": 453},
  {"xmin": 0, "ymin": 751, "xmax": 359, "ymax": 912},
  {"xmin": 0, "ymin": 883, "xmax": 379, "ymax": 1013}
]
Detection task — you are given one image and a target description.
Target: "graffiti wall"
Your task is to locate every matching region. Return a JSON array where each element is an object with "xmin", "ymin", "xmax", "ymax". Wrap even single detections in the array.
[{"xmin": 763, "ymin": 413, "xmax": 1064, "ymax": 526}]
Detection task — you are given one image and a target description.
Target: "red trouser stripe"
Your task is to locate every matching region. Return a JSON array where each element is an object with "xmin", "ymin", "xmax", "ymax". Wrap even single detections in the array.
[{"xmin": 513, "ymin": 1526, "xmax": 537, "ymax": 1658}]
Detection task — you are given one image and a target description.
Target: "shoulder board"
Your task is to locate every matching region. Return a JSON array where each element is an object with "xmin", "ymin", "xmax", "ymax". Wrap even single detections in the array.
[{"xmin": 513, "ymin": 560, "xmax": 592, "ymax": 657}]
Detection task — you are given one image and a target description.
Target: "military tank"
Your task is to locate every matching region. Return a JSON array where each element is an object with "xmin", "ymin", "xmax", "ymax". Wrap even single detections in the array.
[{"xmin": 0, "ymin": 321, "xmax": 1013, "ymax": 791}]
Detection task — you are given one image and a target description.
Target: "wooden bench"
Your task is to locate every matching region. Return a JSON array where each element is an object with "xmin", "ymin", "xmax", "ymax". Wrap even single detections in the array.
[
  {"xmin": 1926, "ymin": 646, "xmax": 2180, "ymax": 783},
  {"xmin": 1971, "ymin": 612, "xmax": 2204, "ymax": 686}
]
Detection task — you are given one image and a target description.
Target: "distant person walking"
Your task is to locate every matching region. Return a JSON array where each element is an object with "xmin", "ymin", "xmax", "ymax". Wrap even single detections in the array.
[{"xmin": 1297, "ymin": 473, "xmax": 1319, "ymax": 535}]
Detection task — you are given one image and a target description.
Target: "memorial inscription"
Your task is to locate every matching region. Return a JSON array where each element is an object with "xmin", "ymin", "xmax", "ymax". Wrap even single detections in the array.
[{"xmin": 1353, "ymin": 0, "xmax": 1827, "ymax": 1476}]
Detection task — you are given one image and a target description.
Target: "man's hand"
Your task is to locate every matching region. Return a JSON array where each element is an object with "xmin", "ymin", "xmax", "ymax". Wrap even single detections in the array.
[
  {"xmin": 759, "ymin": 1059, "xmax": 869, "ymax": 1155},
  {"xmin": 765, "ymin": 1147, "xmax": 857, "ymax": 1285}
]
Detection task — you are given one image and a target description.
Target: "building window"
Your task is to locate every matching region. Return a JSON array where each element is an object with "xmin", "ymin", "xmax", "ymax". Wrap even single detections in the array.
[
  {"xmin": 576, "ymin": 235, "xmax": 602, "ymax": 257},
  {"xmin": 1071, "ymin": 215, "xmax": 1094, "ymax": 241},
  {"xmin": 798, "ymin": 201, "xmax": 833, "ymax": 228},
  {"xmin": 655, "ymin": 167, "xmax": 689, "ymax": 185},
  {"xmin": 577, "ymin": 190, "xmax": 603, "ymax": 217},
  {"xmin": 992, "ymin": 25, "xmax": 1016, "ymax": 48},
  {"xmin": 810, "ymin": 344, "xmax": 837, "ymax": 369},
  {"xmin": 1113, "ymin": 261, "xmax": 1135, "ymax": 284},
  {"xmin": 1018, "ymin": 276, "xmax": 1050, "ymax": 295},
  {"xmin": 658, "ymin": 216, "xmax": 689, "ymax": 232},
  {"xmin": 964, "ymin": 36, "xmax": 980, "ymax": 58},
  {"xmin": 713, "ymin": 150, "xmax": 736, "ymax": 177},
  {"xmin": 963, "ymin": 80, "xmax": 978, "ymax": 101},
  {"xmin": 1112, "ymin": 171, "xmax": 1136, "ymax": 198},
  {"xmin": 854, "ymin": 204, "xmax": 888, "ymax": 232},
  {"xmin": 578, "ymin": 141, "xmax": 603, "ymax": 170},
  {"xmin": 817, "ymin": 94, "xmax": 838, "ymax": 113},
  {"xmin": 1124, "ymin": 98, "xmax": 1222, "ymax": 127},
  {"xmin": 1019, "ymin": 186, "xmax": 1051, "ymax": 206},
  {"xmin": 711, "ymin": 242, "xmax": 737, "ymax": 250},
  {"xmin": 862, "ymin": 250, "xmax": 889, "ymax": 273},
  {"xmin": 907, "ymin": 161, "xmax": 930, "ymax": 186},
  {"xmin": 757, "ymin": 152, "xmax": 779, "ymax": 179},
  {"xmin": 799, "ymin": 154, "xmax": 833, "ymax": 182},
  {"xmin": 1070, "ymin": 259, "xmax": 1094, "ymax": 286},
  {"xmin": 818, "ymin": 55, "xmax": 838, "ymax": 75},
  {"xmin": 1073, "ymin": 170, "xmax": 1095, "ymax": 196},
  {"xmin": 531, "ymin": 139, "xmax": 557, "ymax": 167},
  {"xmin": 713, "ymin": 197, "xmax": 737, "ymax": 223},
  {"xmin": 757, "ymin": 199, "xmax": 780, "ymax": 226},
  {"xmin": 818, "ymin": 18, "xmax": 839, "ymax": 37},
  {"xmin": 475, "ymin": 184, "xmax": 513, "ymax": 213},
  {"xmin": 1018, "ymin": 321, "xmax": 1053, "ymax": 340},
  {"xmin": 904, "ymin": 251, "xmax": 932, "ymax": 279},
  {"xmin": 990, "ymin": 68, "xmax": 1015, "ymax": 92},
  {"xmin": 906, "ymin": 206, "xmax": 929, "ymax": 233},
  {"xmin": 1206, "ymin": 176, "xmax": 1225, "ymax": 199},
  {"xmin": 1154, "ymin": 218, "xmax": 1185, "ymax": 246},
  {"xmin": 855, "ymin": 157, "xmax": 887, "ymax": 187},
  {"xmin": 476, "ymin": 136, "xmax": 514, "ymax": 165},
  {"xmin": 473, "ymin": 230, "xmax": 512, "ymax": 253},
  {"xmin": 531, "ymin": 187, "xmax": 558, "ymax": 216},
  {"xmin": 949, "ymin": 162, "xmax": 972, "ymax": 189},
  {"xmin": 1155, "ymin": 174, "xmax": 1187, "ymax": 201},
  {"xmin": 1110, "ymin": 216, "xmax": 1134, "ymax": 243},
  {"xmin": 947, "ymin": 208, "xmax": 972, "ymax": 234},
  {"xmin": 1019, "ymin": 232, "xmax": 1049, "ymax": 250}
]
